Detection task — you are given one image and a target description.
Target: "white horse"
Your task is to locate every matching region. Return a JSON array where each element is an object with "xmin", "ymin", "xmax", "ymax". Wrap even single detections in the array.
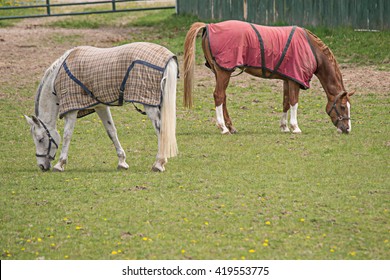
[{"xmin": 25, "ymin": 43, "xmax": 178, "ymax": 172}]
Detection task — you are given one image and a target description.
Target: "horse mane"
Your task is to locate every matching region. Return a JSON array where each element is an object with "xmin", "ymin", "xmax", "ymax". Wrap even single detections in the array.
[
  {"xmin": 37, "ymin": 48, "xmax": 74, "ymax": 92},
  {"xmin": 35, "ymin": 49, "xmax": 74, "ymax": 116},
  {"xmin": 306, "ymin": 29, "xmax": 345, "ymax": 90}
]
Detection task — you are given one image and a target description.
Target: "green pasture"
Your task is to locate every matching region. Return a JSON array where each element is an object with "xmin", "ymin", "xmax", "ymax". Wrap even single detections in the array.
[{"xmin": 1, "ymin": 10, "xmax": 389, "ymax": 260}]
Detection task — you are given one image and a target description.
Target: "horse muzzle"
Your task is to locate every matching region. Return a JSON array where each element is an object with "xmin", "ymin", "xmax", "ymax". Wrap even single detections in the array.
[
  {"xmin": 38, "ymin": 162, "xmax": 51, "ymax": 172},
  {"xmin": 337, "ymin": 125, "xmax": 350, "ymax": 134}
]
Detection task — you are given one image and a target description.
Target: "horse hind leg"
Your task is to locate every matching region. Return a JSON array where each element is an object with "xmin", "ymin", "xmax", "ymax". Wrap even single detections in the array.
[
  {"xmin": 144, "ymin": 105, "xmax": 166, "ymax": 172},
  {"xmin": 203, "ymin": 36, "xmax": 236, "ymax": 134},
  {"xmin": 95, "ymin": 106, "xmax": 129, "ymax": 170},
  {"xmin": 214, "ymin": 69, "xmax": 236, "ymax": 134},
  {"xmin": 280, "ymin": 81, "xmax": 290, "ymax": 132}
]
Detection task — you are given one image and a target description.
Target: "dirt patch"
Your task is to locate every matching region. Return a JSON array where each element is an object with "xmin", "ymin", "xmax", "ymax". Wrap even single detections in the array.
[{"xmin": 1, "ymin": 18, "xmax": 389, "ymax": 99}]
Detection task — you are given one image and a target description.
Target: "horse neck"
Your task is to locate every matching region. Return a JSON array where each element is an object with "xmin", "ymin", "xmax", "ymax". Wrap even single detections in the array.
[
  {"xmin": 35, "ymin": 51, "xmax": 70, "ymax": 129},
  {"xmin": 36, "ymin": 80, "xmax": 59, "ymax": 129},
  {"xmin": 310, "ymin": 34, "xmax": 346, "ymax": 101}
]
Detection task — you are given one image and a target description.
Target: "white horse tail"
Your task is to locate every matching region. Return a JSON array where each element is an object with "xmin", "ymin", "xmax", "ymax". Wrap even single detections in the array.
[{"xmin": 159, "ymin": 57, "xmax": 178, "ymax": 159}]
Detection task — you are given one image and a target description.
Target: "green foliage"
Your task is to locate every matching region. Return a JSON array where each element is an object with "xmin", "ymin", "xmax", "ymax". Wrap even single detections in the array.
[{"xmin": 308, "ymin": 26, "xmax": 390, "ymax": 69}]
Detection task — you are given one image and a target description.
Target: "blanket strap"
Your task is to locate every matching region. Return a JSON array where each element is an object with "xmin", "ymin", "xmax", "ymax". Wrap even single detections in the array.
[
  {"xmin": 132, "ymin": 102, "xmax": 147, "ymax": 115},
  {"xmin": 63, "ymin": 59, "xmax": 164, "ymax": 111},
  {"xmin": 250, "ymin": 24, "xmax": 266, "ymax": 78},
  {"xmin": 63, "ymin": 62, "xmax": 114, "ymax": 106},
  {"xmin": 268, "ymin": 26, "xmax": 297, "ymax": 79}
]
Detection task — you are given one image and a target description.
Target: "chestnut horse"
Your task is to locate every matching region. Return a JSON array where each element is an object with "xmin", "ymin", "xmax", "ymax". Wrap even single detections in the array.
[{"xmin": 184, "ymin": 20, "xmax": 354, "ymax": 134}]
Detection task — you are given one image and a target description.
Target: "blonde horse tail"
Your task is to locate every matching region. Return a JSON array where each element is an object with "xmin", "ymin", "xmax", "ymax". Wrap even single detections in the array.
[
  {"xmin": 159, "ymin": 57, "xmax": 178, "ymax": 159},
  {"xmin": 184, "ymin": 22, "xmax": 207, "ymax": 108}
]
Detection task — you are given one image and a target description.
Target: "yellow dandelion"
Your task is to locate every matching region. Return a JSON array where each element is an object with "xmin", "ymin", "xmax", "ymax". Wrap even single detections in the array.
[
  {"xmin": 384, "ymin": 240, "xmax": 389, "ymax": 243},
  {"xmin": 330, "ymin": 249, "xmax": 335, "ymax": 253},
  {"xmin": 181, "ymin": 249, "xmax": 186, "ymax": 254},
  {"xmin": 249, "ymin": 249, "xmax": 256, "ymax": 253},
  {"xmin": 300, "ymin": 218, "xmax": 305, "ymax": 222},
  {"xmin": 118, "ymin": 250, "xmax": 122, "ymax": 253},
  {"xmin": 263, "ymin": 242, "xmax": 269, "ymax": 247},
  {"xmin": 26, "ymin": 239, "xmax": 31, "ymax": 243},
  {"xmin": 50, "ymin": 243, "xmax": 56, "ymax": 247},
  {"xmin": 75, "ymin": 226, "xmax": 82, "ymax": 230},
  {"xmin": 349, "ymin": 251, "xmax": 356, "ymax": 256},
  {"xmin": 37, "ymin": 238, "xmax": 42, "ymax": 242},
  {"xmin": 241, "ymin": 256, "xmax": 246, "ymax": 260},
  {"xmin": 21, "ymin": 247, "xmax": 25, "ymax": 251},
  {"xmin": 204, "ymin": 221, "xmax": 209, "ymax": 225},
  {"xmin": 64, "ymin": 255, "xmax": 69, "ymax": 259},
  {"xmin": 111, "ymin": 251, "xmax": 118, "ymax": 255},
  {"xmin": 265, "ymin": 221, "xmax": 271, "ymax": 225}
]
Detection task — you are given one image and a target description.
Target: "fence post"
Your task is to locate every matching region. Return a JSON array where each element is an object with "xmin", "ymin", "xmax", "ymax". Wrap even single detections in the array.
[
  {"xmin": 112, "ymin": 0, "xmax": 116, "ymax": 12},
  {"xmin": 46, "ymin": 0, "xmax": 51, "ymax": 16}
]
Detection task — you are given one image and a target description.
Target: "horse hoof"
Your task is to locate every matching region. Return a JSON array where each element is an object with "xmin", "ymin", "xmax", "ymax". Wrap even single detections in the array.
[
  {"xmin": 117, "ymin": 163, "xmax": 129, "ymax": 170},
  {"xmin": 280, "ymin": 125, "xmax": 290, "ymax": 133},
  {"xmin": 292, "ymin": 128, "xmax": 302, "ymax": 134},
  {"xmin": 152, "ymin": 163, "xmax": 165, "ymax": 172},
  {"xmin": 53, "ymin": 166, "xmax": 64, "ymax": 172},
  {"xmin": 229, "ymin": 127, "xmax": 238, "ymax": 134}
]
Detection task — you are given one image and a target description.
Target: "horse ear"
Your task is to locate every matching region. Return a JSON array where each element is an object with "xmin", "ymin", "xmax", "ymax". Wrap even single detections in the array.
[
  {"xmin": 347, "ymin": 90, "xmax": 355, "ymax": 97},
  {"xmin": 25, "ymin": 115, "xmax": 40, "ymax": 127},
  {"xmin": 340, "ymin": 91, "xmax": 348, "ymax": 98}
]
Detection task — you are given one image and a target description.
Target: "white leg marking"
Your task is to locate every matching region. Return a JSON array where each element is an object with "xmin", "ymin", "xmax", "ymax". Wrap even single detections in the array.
[
  {"xmin": 347, "ymin": 101, "xmax": 351, "ymax": 133},
  {"xmin": 216, "ymin": 104, "xmax": 229, "ymax": 134},
  {"xmin": 280, "ymin": 112, "xmax": 290, "ymax": 132},
  {"xmin": 290, "ymin": 103, "xmax": 302, "ymax": 133}
]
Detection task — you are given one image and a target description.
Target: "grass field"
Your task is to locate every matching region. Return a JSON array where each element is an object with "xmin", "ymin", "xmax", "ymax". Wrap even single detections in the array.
[{"xmin": 0, "ymin": 9, "xmax": 389, "ymax": 260}]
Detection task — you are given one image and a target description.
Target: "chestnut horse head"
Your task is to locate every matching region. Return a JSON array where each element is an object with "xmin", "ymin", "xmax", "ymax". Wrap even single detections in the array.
[
  {"xmin": 183, "ymin": 20, "xmax": 354, "ymax": 134},
  {"xmin": 326, "ymin": 91, "xmax": 354, "ymax": 134}
]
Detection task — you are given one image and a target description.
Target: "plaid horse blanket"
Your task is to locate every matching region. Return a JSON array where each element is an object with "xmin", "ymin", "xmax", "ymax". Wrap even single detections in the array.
[
  {"xmin": 55, "ymin": 42, "xmax": 176, "ymax": 118},
  {"xmin": 206, "ymin": 20, "xmax": 317, "ymax": 89}
]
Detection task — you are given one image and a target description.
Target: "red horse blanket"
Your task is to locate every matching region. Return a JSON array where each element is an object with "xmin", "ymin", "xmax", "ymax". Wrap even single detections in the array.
[{"xmin": 206, "ymin": 20, "xmax": 317, "ymax": 89}]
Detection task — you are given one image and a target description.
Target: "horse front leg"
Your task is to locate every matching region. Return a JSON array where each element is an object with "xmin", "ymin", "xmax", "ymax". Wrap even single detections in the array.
[
  {"xmin": 53, "ymin": 111, "xmax": 78, "ymax": 172},
  {"xmin": 280, "ymin": 80, "xmax": 290, "ymax": 132},
  {"xmin": 144, "ymin": 106, "xmax": 166, "ymax": 172},
  {"xmin": 95, "ymin": 106, "xmax": 129, "ymax": 170}
]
